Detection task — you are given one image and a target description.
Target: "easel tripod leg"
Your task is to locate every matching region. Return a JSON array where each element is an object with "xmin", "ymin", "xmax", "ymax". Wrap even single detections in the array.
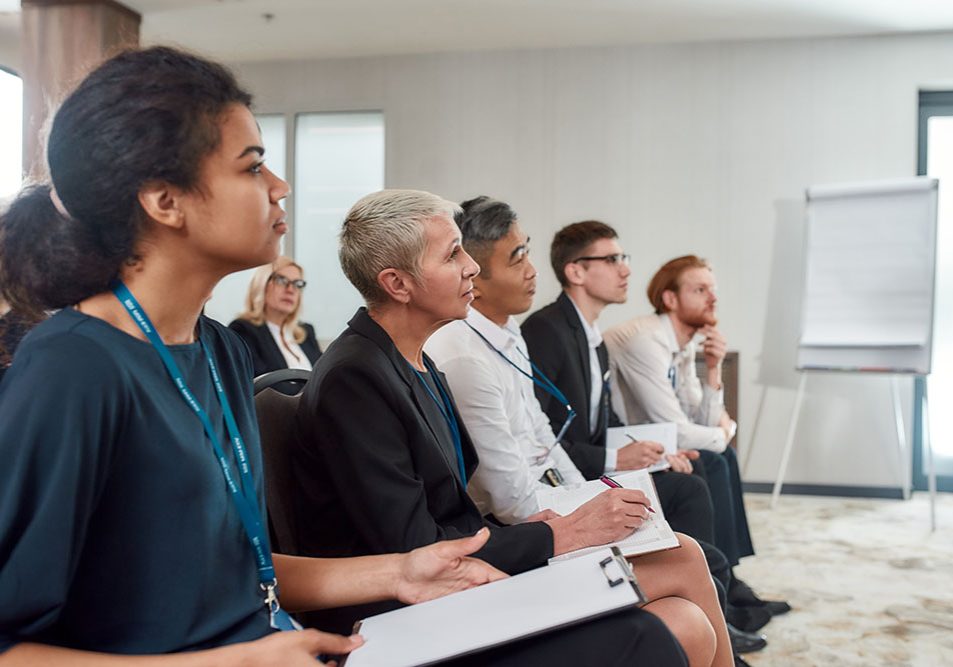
[
  {"xmin": 772, "ymin": 373, "xmax": 807, "ymax": 509},
  {"xmin": 742, "ymin": 385, "xmax": 768, "ymax": 478},
  {"xmin": 922, "ymin": 377, "xmax": 936, "ymax": 532},
  {"xmin": 891, "ymin": 376, "xmax": 910, "ymax": 501}
]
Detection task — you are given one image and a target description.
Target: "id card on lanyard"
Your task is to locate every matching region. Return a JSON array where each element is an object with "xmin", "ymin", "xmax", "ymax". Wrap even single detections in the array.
[{"xmin": 113, "ymin": 281, "xmax": 299, "ymax": 632}]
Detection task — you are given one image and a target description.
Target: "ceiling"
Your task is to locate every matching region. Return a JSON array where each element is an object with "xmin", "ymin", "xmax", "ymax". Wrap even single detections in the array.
[{"xmin": 3, "ymin": 0, "xmax": 953, "ymax": 64}]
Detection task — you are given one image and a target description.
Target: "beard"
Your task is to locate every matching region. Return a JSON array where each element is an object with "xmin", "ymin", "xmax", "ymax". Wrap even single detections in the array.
[{"xmin": 681, "ymin": 307, "xmax": 717, "ymax": 329}]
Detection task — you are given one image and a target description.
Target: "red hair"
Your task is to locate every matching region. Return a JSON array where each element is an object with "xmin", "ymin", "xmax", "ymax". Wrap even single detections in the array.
[{"xmin": 646, "ymin": 255, "xmax": 710, "ymax": 314}]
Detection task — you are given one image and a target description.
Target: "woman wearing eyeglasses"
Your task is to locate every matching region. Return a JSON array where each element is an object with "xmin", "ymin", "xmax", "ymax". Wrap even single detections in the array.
[{"xmin": 229, "ymin": 256, "xmax": 322, "ymax": 377}]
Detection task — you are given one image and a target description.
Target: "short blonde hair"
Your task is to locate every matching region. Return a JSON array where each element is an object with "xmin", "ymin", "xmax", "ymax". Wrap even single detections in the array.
[
  {"xmin": 235, "ymin": 256, "xmax": 306, "ymax": 343},
  {"xmin": 339, "ymin": 189, "xmax": 460, "ymax": 307}
]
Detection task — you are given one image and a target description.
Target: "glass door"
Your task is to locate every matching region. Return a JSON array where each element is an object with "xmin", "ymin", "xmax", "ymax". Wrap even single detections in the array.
[{"xmin": 915, "ymin": 91, "xmax": 953, "ymax": 491}]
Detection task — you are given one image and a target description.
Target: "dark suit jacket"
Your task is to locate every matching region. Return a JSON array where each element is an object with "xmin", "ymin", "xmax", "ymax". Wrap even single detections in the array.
[
  {"xmin": 291, "ymin": 308, "xmax": 553, "ymax": 632},
  {"xmin": 521, "ymin": 293, "xmax": 623, "ymax": 479},
  {"xmin": 227, "ymin": 318, "xmax": 321, "ymax": 377}
]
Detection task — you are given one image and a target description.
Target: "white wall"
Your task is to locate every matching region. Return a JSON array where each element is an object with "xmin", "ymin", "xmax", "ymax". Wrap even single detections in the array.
[{"xmin": 232, "ymin": 32, "xmax": 953, "ymax": 490}]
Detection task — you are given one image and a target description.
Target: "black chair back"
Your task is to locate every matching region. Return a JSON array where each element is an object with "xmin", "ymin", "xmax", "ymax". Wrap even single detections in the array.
[{"xmin": 253, "ymin": 368, "xmax": 310, "ymax": 555}]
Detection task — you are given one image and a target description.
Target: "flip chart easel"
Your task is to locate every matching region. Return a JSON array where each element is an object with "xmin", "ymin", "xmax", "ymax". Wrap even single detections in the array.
[{"xmin": 769, "ymin": 178, "xmax": 939, "ymax": 531}]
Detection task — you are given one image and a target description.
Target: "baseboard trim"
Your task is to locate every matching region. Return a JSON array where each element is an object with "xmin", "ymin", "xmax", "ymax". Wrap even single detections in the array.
[{"xmin": 742, "ymin": 482, "xmax": 904, "ymax": 500}]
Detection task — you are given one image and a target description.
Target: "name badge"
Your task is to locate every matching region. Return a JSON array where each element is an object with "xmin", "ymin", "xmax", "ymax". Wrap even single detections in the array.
[{"xmin": 541, "ymin": 468, "xmax": 564, "ymax": 487}]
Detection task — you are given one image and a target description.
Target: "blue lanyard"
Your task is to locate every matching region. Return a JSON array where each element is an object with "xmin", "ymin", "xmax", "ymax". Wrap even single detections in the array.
[
  {"xmin": 410, "ymin": 357, "xmax": 467, "ymax": 484},
  {"xmin": 112, "ymin": 282, "xmax": 297, "ymax": 632},
  {"xmin": 464, "ymin": 321, "xmax": 576, "ymax": 442},
  {"xmin": 668, "ymin": 365, "xmax": 677, "ymax": 390}
]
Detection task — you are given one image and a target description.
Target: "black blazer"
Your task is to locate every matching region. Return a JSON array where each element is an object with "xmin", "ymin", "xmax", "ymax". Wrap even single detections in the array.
[
  {"xmin": 291, "ymin": 308, "xmax": 553, "ymax": 632},
  {"xmin": 521, "ymin": 293, "xmax": 623, "ymax": 480},
  {"xmin": 227, "ymin": 319, "xmax": 321, "ymax": 377}
]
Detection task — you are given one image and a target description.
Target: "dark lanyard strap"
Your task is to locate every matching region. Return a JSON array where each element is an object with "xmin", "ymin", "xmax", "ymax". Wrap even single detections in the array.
[
  {"xmin": 113, "ymin": 282, "xmax": 296, "ymax": 631},
  {"xmin": 463, "ymin": 321, "xmax": 576, "ymax": 442},
  {"xmin": 410, "ymin": 357, "xmax": 467, "ymax": 484}
]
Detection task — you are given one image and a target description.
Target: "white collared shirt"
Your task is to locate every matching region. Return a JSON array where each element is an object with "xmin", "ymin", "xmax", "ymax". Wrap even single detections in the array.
[
  {"xmin": 566, "ymin": 297, "xmax": 618, "ymax": 472},
  {"xmin": 426, "ymin": 308, "xmax": 585, "ymax": 524},
  {"xmin": 603, "ymin": 313, "xmax": 727, "ymax": 452},
  {"xmin": 567, "ymin": 297, "xmax": 604, "ymax": 434},
  {"xmin": 266, "ymin": 321, "xmax": 312, "ymax": 371}
]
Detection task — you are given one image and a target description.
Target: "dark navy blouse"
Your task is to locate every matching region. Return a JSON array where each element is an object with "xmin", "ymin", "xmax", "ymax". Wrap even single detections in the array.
[{"xmin": 0, "ymin": 309, "xmax": 273, "ymax": 654}]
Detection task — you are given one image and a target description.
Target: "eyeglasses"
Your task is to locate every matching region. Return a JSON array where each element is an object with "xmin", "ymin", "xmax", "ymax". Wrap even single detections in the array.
[
  {"xmin": 570, "ymin": 253, "xmax": 630, "ymax": 266},
  {"xmin": 270, "ymin": 274, "xmax": 307, "ymax": 290}
]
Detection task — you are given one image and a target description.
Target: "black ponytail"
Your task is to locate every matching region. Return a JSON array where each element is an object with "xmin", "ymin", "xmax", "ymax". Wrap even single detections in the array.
[{"xmin": 0, "ymin": 183, "xmax": 120, "ymax": 316}]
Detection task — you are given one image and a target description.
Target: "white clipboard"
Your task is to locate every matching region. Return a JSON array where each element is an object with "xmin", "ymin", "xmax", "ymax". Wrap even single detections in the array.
[{"xmin": 340, "ymin": 547, "xmax": 643, "ymax": 667}]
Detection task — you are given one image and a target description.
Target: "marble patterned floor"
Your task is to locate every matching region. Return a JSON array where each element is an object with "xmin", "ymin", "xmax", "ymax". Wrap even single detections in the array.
[{"xmin": 734, "ymin": 492, "xmax": 953, "ymax": 666}]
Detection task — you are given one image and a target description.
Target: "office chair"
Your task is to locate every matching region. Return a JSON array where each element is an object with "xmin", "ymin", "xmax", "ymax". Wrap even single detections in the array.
[{"xmin": 253, "ymin": 368, "xmax": 311, "ymax": 556}]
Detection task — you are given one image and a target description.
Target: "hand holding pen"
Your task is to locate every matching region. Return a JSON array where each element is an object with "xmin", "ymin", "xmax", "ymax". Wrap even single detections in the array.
[
  {"xmin": 544, "ymin": 477, "xmax": 657, "ymax": 553},
  {"xmin": 615, "ymin": 433, "xmax": 666, "ymax": 471},
  {"xmin": 600, "ymin": 475, "xmax": 656, "ymax": 514}
]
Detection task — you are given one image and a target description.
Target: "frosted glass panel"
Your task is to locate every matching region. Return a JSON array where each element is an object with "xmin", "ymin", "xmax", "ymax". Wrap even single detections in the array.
[
  {"xmin": 0, "ymin": 69, "xmax": 22, "ymax": 199},
  {"xmin": 257, "ymin": 114, "xmax": 287, "ymax": 182},
  {"xmin": 294, "ymin": 112, "xmax": 384, "ymax": 341},
  {"xmin": 926, "ymin": 115, "xmax": 953, "ymax": 473},
  {"xmin": 205, "ymin": 114, "xmax": 287, "ymax": 326}
]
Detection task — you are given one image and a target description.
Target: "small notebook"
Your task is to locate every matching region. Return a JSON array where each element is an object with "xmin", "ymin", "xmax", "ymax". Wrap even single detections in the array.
[
  {"xmin": 605, "ymin": 422, "xmax": 678, "ymax": 473},
  {"xmin": 536, "ymin": 469, "xmax": 680, "ymax": 563},
  {"xmin": 341, "ymin": 547, "xmax": 643, "ymax": 667}
]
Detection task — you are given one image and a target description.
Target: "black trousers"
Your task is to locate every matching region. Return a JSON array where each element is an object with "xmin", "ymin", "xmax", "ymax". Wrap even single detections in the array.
[
  {"xmin": 699, "ymin": 539, "xmax": 730, "ymax": 614},
  {"xmin": 444, "ymin": 606, "xmax": 688, "ymax": 666},
  {"xmin": 692, "ymin": 448, "xmax": 754, "ymax": 567},
  {"xmin": 653, "ymin": 470, "xmax": 715, "ymax": 545}
]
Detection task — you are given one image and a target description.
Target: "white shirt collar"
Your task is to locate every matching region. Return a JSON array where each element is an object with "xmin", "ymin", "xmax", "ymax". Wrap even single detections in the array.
[
  {"xmin": 567, "ymin": 296, "xmax": 603, "ymax": 349},
  {"xmin": 466, "ymin": 307, "xmax": 521, "ymax": 352},
  {"xmin": 659, "ymin": 312, "xmax": 696, "ymax": 362},
  {"xmin": 266, "ymin": 320, "xmax": 290, "ymax": 337}
]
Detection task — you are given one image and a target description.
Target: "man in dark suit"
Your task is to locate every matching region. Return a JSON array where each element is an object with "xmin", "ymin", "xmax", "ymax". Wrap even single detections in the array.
[
  {"xmin": 522, "ymin": 221, "xmax": 715, "ymax": 544},
  {"xmin": 289, "ymin": 189, "xmax": 691, "ymax": 665}
]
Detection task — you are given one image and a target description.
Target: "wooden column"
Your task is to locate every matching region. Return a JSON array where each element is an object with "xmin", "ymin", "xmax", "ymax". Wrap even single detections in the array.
[{"xmin": 20, "ymin": 0, "xmax": 140, "ymax": 179}]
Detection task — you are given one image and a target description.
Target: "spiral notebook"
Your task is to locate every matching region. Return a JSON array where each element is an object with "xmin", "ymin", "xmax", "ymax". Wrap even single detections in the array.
[{"xmin": 536, "ymin": 468, "xmax": 680, "ymax": 563}]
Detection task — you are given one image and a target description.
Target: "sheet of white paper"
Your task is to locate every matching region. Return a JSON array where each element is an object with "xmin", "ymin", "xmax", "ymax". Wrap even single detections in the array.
[
  {"xmin": 800, "ymin": 182, "xmax": 936, "ymax": 349},
  {"xmin": 343, "ymin": 549, "xmax": 639, "ymax": 667},
  {"xmin": 535, "ymin": 469, "xmax": 680, "ymax": 563},
  {"xmin": 605, "ymin": 423, "xmax": 677, "ymax": 473}
]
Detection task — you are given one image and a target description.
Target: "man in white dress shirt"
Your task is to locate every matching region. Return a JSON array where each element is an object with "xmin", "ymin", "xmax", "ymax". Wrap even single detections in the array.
[
  {"xmin": 605, "ymin": 256, "xmax": 734, "ymax": 452},
  {"xmin": 425, "ymin": 198, "xmax": 588, "ymax": 525},
  {"xmin": 605, "ymin": 256, "xmax": 790, "ymax": 617}
]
